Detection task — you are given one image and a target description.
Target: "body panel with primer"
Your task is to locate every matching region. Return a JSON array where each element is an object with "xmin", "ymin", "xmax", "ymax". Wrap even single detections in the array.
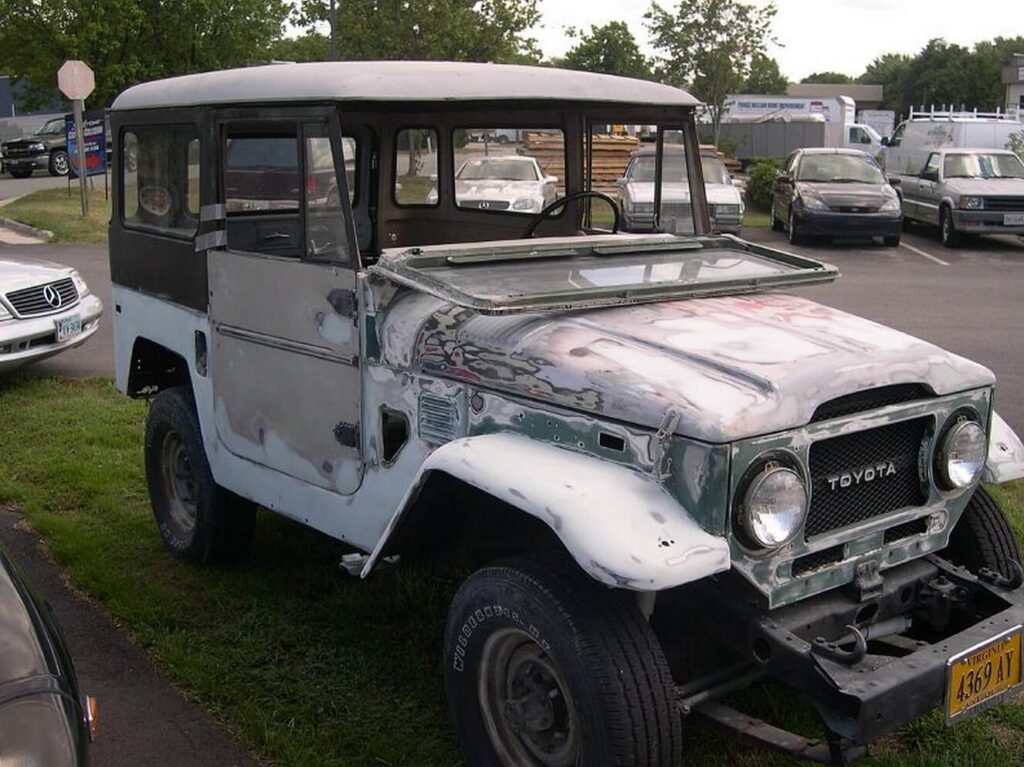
[{"xmin": 985, "ymin": 411, "xmax": 1024, "ymax": 483}]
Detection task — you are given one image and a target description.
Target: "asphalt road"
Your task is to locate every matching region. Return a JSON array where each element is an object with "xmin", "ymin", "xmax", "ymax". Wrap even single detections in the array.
[{"xmin": 0, "ymin": 170, "xmax": 69, "ymax": 202}]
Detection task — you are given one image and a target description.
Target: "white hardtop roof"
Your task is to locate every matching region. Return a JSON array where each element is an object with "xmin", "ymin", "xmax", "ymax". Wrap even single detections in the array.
[{"xmin": 111, "ymin": 61, "xmax": 700, "ymax": 111}]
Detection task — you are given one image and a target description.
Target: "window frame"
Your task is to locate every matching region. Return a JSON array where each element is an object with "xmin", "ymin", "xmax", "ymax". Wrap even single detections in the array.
[{"xmin": 119, "ymin": 124, "xmax": 202, "ymax": 241}]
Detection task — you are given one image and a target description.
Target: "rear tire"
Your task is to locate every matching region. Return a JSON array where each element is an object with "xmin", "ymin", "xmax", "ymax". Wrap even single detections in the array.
[
  {"xmin": 939, "ymin": 206, "xmax": 961, "ymax": 248},
  {"xmin": 943, "ymin": 487, "xmax": 1022, "ymax": 580},
  {"xmin": 444, "ymin": 555, "xmax": 682, "ymax": 767},
  {"xmin": 144, "ymin": 386, "xmax": 256, "ymax": 563}
]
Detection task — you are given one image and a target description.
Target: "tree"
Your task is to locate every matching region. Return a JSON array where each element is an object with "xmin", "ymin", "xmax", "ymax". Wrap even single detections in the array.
[
  {"xmin": 801, "ymin": 71, "xmax": 852, "ymax": 84},
  {"xmin": 291, "ymin": 0, "xmax": 541, "ymax": 63},
  {"xmin": 0, "ymin": 0, "xmax": 290, "ymax": 108},
  {"xmin": 562, "ymin": 21, "xmax": 651, "ymax": 79},
  {"xmin": 858, "ymin": 52, "xmax": 913, "ymax": 113},
  {"xmin": 645, "ymin": 0, "xmax": 778, "ymax": 142},
  {"xmin": 744, "ymin": 53, "xmax": 788, "ymax": 94}
]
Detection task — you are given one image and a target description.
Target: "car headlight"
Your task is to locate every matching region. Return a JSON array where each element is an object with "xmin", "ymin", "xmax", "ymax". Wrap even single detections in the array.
[
  {"xmin": 880, "ymin": 196, "xmax": 901, "ymax": 213},
  {"xmin": 30, "ymin": 142, "xmax": 45, "ymax": 152},
  {"xmin": 800, "ymin": 193, "xmax": 829, "ymax": 211},
  {"xmin": 71, "ymin": 270, "xmax": 90, "ymax": 297},
  {"xmin": 715, "ymin": 204, "xmax": 741, "ymax": 215},
  {"xmin": 960, "ymin": 196, "xmax": 984, "ymax": 210},
  {"xmin": 512, "ymin": 197, "xmax": 537, "ymax": 211},
  {"xmin": 737, "ymin": 463, "xmax": 809, "ymax": 548},
  {"xmin": 936, "ymin": 417, "xmax": 987, "ymax": 489}
]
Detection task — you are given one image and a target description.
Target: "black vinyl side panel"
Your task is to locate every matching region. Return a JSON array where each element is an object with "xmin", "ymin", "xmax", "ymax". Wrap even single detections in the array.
[{"xmin": 109, "ymin": 225, "xmax": 209, "ymax": 310}]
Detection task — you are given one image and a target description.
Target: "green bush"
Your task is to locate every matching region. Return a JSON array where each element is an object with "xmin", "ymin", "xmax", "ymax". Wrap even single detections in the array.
[{"xmin": 745, "ymin": 157, "xmax": 780, "ymax": 210}]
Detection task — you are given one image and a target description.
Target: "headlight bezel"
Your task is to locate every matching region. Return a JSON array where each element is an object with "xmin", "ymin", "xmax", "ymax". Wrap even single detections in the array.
[
  {"xmin": 70, "ymin": 270, "xmax": 90, "ymax": 297},
  {"xmin": 935, "ymin": 411, "xmax": 987, "ymax": 491},
  {"xmin": 734, "ymin": 451, "xmax": 810, "ymax": 551},
  {"xmin": 799, "ymin": 192, "xmax": 830, "ymax": 211},
  {"xmin": 959, "ymin": 196, "xmax": 984, "ymax": 210}
]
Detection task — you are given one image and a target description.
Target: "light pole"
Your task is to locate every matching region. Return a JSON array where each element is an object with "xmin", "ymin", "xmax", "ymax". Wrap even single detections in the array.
[{"xmin": 330, "ymin": 0, "xmax": 338, "ymax": 61}]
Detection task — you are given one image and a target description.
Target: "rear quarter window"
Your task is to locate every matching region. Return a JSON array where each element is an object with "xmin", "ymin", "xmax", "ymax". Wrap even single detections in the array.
[{"xmin": 122, "ymin": 128, "xmax": 200, "ymax": 238}]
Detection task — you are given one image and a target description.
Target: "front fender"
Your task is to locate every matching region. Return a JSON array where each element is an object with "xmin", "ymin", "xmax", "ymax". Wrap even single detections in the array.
[
  {"xmin": 362, "ymin": 433, "xmax": 730, "ymax": 591},
  {"xmin": 984, "ymin": 411, "xmax": 1024, "ymax": 483}
]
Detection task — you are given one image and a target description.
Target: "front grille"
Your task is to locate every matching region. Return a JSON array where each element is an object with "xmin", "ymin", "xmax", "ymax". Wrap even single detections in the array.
[
  {"xmin": 806, "ymin": 417, "xmax": 929, "ymax": 538},
  {"xmin": 835, "ymin": 206, "xmax": 879, "ymax": 213},
  {"xmin": 792, "ymin": 545, "xmax": 845, "ymax": 577},
  {"xmin": 461, "ymin": 200, "xmax": 511, "ymax": 210},
  {"xmin": 984, "ymin": 197, "xmax": 1024, "ymax": 212},
  {"xmin": 4, "ymin": 277, "xmax": 79, "ymax": 317},
  {"xmin": 812, "ymin": 384, "xmax": 933, "ymax": 422}
]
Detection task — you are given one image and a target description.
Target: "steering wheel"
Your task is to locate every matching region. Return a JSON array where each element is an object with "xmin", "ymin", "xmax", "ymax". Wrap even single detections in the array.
[{"xmin": 522, "ymin": 190, "xmax": 621, "ymax": 238}]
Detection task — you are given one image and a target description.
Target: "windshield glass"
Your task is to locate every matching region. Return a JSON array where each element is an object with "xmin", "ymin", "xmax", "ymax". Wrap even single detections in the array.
[
  {"xmin": 943, "ymin": 153, "xmax": 1024, "ymax": 179},
  {"xmin": 457, "ymin": 158, "xmax": 539, "ymax": 181},
  {"xmin": 796, "ymin": 153, "xmax": 883, "ymax": 183},
  {"xmin": 627, "ymin": 155, "xmax": 730, "ymax": 185},
  {"xmin": 36, "ymin": 118, "xmax": 64, "ymax": 135}
]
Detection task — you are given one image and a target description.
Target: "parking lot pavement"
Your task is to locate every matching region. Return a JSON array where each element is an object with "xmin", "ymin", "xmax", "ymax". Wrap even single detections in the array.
[
  {"xmin": 0, "ymin": 240, "xmax": 114, "ymax": 378},
  {"xmin": 0, "ymin": 171, "xmax": 70, "ymax": 203},
  {"xmin": 0, "ymin": 508, "xmax": 260, "ymax": 767},
  {"xmin": 742, "ymin": 226, "xmax": 1024, "ymax": 433}
]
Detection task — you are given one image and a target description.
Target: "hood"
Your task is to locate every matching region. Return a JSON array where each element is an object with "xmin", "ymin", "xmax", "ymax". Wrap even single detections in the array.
[
  {"xmin": 0, "ymin": 256, "xmax": 73, "ymax": 294},
  {"xmin": 623, "ymin": 182, "xmax": 741, "ymax": 206},
  {"xmin": 383, "ymin": 292, "xmax": 994, "ymax": 443},
  {"xmin": 455, "ymin": 179, "xmax": 542, "ymax": 200},
  {"xmin": 2, "ymin": 135, "xmax": 61, "ymax": 150},
  {"xmin": 797, "ymin": 181, "xmax": 889, "ymax": 209},
  {"xmin": 943, "ymin": 177, "xmax": 1024, "ymax": 196}
]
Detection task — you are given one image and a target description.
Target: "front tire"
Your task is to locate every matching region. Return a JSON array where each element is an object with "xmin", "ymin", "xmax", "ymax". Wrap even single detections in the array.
[
  {"xmin": 144, "ymin": 386, "xmax": 256, "ymax": 563},
  {"xmin": 770, "ymin": 200, "xmax": 784, "ymax": 232},
  {"xmin": 9, "ymin": 167, "xmax": 32, "ymax": 179},
  {"xmin": 884, "ymin": 235, "xmax": 901, "ymax": 247},
  {"xmin": 788, "ymin": 209, "xmax": 804, "ymax": 245},
  {"xmin": 49, "ymin": 149, "xmax": 69, "ymax": 177},
  {"xmin": 444, "ymin": 555, "xmax": 682, "ymax": 767},
  {"xmin": 940, "ymin": 206, "xmax": 961, "ymax": 248},
  {"xmin": 943, "ymin": 487, "xmax": 1022, "ymax": 580}
]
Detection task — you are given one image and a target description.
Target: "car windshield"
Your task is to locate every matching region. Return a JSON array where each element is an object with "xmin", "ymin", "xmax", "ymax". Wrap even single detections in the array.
[
  {"xmin": 457, "ymin": 158, "xmax": 539, "ymax": 181},
  {"xmin": 374, "ymin": 236, "xmax": 836, "ymax": 312},
  {"xmin": 35, "ymin": 119, "xmax": 64, "ymax": 136},
  {"xmin": 796, "ymin": 154, "xmax": 883, "ymax": 183},
  {"xmin": 627, "ymin": 155, "xmax": 731, "ymax": 185},
  {"xmin": 943, "ymin": 153, "xmax": 1024, "ymax": 179}
]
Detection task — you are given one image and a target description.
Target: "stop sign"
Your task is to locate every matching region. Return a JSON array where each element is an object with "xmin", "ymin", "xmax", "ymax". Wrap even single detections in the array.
[{"xmin": 58, "ymin": 60, "xmax": 95, "ymax": 100}]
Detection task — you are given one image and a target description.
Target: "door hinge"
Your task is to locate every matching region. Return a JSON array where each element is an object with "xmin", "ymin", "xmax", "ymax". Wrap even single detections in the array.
[{"xmin": 333, "ymin": 421, "xmax": 360, "ymax": 448}]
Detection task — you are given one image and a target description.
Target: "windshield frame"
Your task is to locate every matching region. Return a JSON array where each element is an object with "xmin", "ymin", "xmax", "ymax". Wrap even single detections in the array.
[{"xmin": 371, "ymin": 234, "xmax": 838, "ymax": 314}]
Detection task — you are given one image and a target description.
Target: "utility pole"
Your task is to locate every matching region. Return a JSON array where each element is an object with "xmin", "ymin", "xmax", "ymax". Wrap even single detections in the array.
[{"xmin": 330, "ymin": 0, "xmax": 338, "ymax": 61}]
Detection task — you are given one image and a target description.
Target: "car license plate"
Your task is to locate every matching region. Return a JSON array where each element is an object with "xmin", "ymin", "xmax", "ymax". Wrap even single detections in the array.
[
  {"xmin": 54, "ymin": 315, "xmax": 82, "ymax": 343},
  {"xmin": 1004, "ymin": 213, "xmax": 1024, "ymax": 225},
  {"xmin": 946, "ymin": 626, "xmax": 1022, "ymax": 722}
]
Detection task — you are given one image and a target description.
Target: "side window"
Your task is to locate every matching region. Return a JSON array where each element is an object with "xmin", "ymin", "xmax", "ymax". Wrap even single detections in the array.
[
  {"xmin": 890, "ymin": 123, "xmax": 905, "ymax": 147},
  {"xmin": 394, "ymin": 128, "xmax": 438, "ymax": 206},
  {"xmin": 452, "ymin": 127, "xmax": 565, "ymax": 215},
  {"xmin": 342, "ymin": 135, "xmax": 358, "ymax": 205},
  {"xmin": 922, "ymin": 153, "xmax": 940, "ymax": 177},
  {"xmin": 850, "ymin": 127, "xmax": 870, "ymax": 145},
  {"xmin": 224, "ymin": 135, "xmax": 300, "ymax": 212},
  {"xmin": 304, "ymin": 129, "xmax": 351, "ymax": 263},
  {"xmin": 122, "ymin": 128, "xmax": 200, "ymax": 237}
]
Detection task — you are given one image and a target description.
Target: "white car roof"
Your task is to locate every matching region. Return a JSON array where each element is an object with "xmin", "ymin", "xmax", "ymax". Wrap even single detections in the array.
[{"xmin": 111, "ymin": 61, "xmax": 700, "ymax": 111}]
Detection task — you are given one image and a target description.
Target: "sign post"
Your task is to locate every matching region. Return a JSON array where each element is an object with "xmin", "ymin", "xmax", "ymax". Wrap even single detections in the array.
[{"xmin": 57, "ymin": 61, "xmax": 95, "ymax": 216}]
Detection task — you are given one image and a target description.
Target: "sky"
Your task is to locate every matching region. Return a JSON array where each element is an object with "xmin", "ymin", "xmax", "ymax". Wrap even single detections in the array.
[{"xmin": 532, "ymin": 0, "xmax": 1024, "ymax": 81}]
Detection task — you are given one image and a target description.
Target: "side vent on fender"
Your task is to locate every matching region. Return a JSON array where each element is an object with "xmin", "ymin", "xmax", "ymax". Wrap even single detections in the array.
[{"xmin": 418, "ymin": 392, "xmax": 463, "ymax": 445}]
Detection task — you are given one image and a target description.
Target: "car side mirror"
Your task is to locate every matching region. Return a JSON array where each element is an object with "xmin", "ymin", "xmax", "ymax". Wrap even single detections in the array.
[
  {"xmin": 776, "ymin": 173, "xmax": 793, "ymax": 184},
  {"xmin": 544, "ymin": 175, "xmax": 558, "ymax": 185},
  {"xmin": 921, "ymin": 169, "xmax": 938, "ymax": 182},
  {"xmin": 880, "ymin": 136, "xmax": 890, "ymax": 147}
]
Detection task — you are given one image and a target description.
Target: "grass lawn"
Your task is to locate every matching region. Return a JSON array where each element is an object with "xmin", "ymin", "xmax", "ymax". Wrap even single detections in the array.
[
  {"xmin": 1, "ymin": 186, "xmax": 110, "ymax": 243},
  {"xmin": 0, "ymin": 376, "xmax": 1022, "ymax": 766},
  {"xmin": 743, "ymin": 205, "xmax": 771, "ymax": 229}
]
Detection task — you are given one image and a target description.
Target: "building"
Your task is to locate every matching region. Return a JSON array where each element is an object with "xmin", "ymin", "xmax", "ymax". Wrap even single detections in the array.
[
  {"xmin": 1003, "ymin": 54, "xmax": 1024, "ymax": 113},
  {"xmin": 786, "ymin": 83, "xmax": 884, "ymax": 111}
]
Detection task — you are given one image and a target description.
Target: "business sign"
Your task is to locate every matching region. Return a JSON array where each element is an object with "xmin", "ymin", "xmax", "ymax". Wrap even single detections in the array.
[
  {"xmin": 725, "ymin": 96, "xmax": 840, "ymax": 122},
  {"xmin": 65, "ymin": 111, "xmax": 106, "ymax": 177}
]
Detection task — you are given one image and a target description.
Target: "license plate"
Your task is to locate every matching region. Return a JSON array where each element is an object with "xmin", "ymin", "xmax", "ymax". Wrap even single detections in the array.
[
  {"xmin": 54, "ymin": 315, "xmax": 82, "ymax": 343},
  {"xmin": 946, "ymin": 626, "xmax": 1023, "ymax": 722},
  {"xmin": 1004, "ymin": 213, "xmax": 1024, "ymax": 225}
]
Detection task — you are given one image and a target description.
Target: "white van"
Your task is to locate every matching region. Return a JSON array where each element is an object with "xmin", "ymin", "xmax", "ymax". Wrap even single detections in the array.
[{"xmin": 882, "ymin": 108, "xmax": 1024, "ymax": 174}]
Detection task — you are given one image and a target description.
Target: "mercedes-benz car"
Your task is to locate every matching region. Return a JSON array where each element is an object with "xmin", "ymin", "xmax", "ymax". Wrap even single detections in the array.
[
  {"xmin": 618, "ymin": 145, "xmax": 745, "ymax": 234},
  {"xmin": 0, "ymin": 256, "xmax": 103, "ymax": 374},
  {"xmin": 431, "ymin": 154, "xmax": 558, "ymax": 213}
]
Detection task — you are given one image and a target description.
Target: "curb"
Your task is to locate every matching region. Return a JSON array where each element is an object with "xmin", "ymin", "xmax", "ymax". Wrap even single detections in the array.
[{"xmin": 0, "ymin": 215, "xmax": 53, "ymax": 241}]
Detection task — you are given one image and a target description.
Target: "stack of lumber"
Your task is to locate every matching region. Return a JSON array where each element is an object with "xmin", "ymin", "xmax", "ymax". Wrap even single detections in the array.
[
  {"xmin": 700, "ymin": 143, "xmax": 741, "ymax": 172},
  {"xmin": 524, "ymin": 132, "xmax": 640, "ymax": 195}
]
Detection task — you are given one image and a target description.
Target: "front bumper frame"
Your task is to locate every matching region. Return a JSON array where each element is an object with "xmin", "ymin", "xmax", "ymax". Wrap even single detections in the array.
[
  {"xmin": 0, "ymin": 295, "xmax": 104, "ymax": 373},
  {"xmin": 683, "ymin": 555, "xmax": 1024, "ymax": 761}
]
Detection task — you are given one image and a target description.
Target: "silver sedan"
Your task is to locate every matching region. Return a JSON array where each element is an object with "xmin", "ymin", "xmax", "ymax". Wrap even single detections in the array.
[{"xmin": 0, "ymin": 255, "xmax": 103, "ymax": 374}]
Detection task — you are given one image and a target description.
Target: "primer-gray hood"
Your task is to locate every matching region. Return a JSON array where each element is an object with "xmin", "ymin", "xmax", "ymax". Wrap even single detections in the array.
[
  {"xmin": 942, "ymin": 177, "xmax": 1024, "ymax": 196},
  {"xmin": 385, "ymin": 291, "xmax": 994, "ymax": 443}
]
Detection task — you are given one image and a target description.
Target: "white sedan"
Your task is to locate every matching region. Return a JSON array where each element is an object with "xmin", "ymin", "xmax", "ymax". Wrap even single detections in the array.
[
  {"xmin": 429, "ymin": 155, "xmax": 558, "ymax": 214},
  {"xmin": 0, "ymin": 255, "xmax": 103, "ymax": 374}
]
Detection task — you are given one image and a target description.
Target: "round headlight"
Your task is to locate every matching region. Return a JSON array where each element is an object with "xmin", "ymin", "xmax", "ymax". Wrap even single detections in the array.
[
  {"xmin": 938, "ymin": 419, "xmax": 986, "ymax": 489},
  {"xmin": 739, "ymin": 465, "xmax": 809, "ymax": 548}
]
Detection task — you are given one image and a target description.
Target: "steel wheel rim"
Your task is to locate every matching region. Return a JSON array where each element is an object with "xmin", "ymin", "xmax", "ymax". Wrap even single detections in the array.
[
  {"xmin": 53, "ymin": 153, "xmax": 69, "ymax": 174},
  {"xmin": 478, "ymin": 627, "xmax": 578, "ymax": 767},
  {"xmin": 942, "ymin": 211, "xmax": 951, "ymax": 242},
  {"xmin": 160, "ymin": 431, "xmax": 198, "ymax": 533}
]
